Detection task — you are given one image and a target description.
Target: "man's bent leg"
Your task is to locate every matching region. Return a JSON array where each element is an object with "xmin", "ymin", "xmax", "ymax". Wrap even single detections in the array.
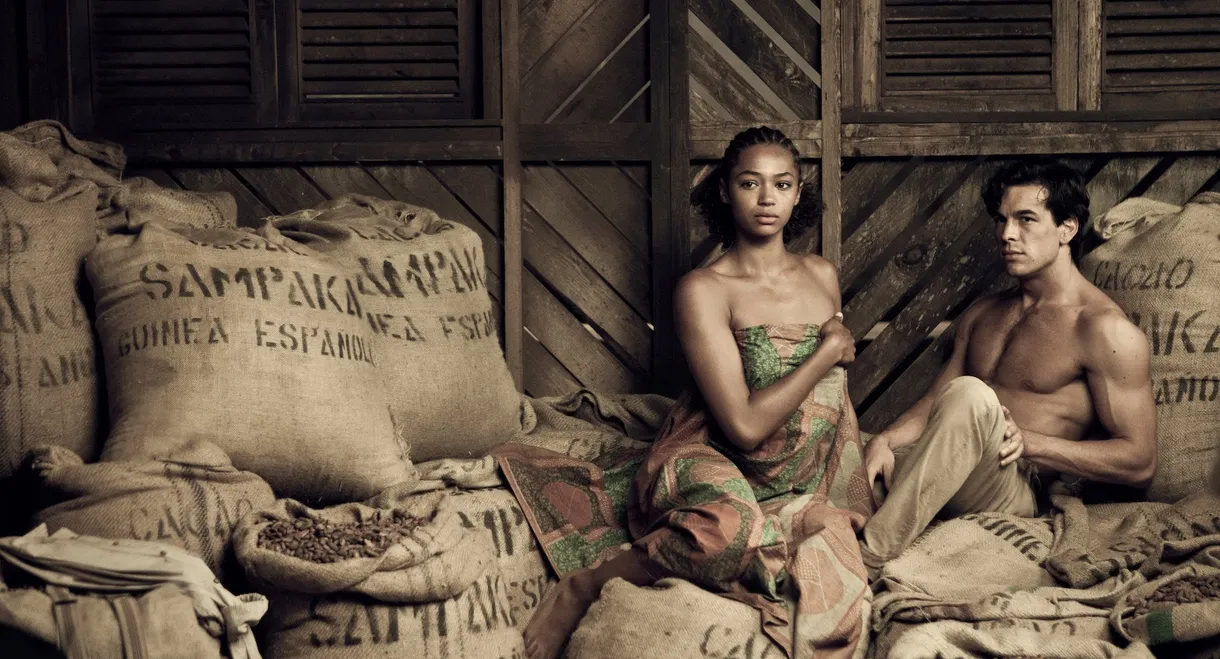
[{"xmin": 860, "ymin": 377, "xmax": 1036, "ymax": 569}]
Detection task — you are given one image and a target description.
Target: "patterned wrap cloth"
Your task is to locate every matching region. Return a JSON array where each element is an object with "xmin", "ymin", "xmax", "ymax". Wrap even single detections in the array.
[{"xmin": 497, "ymin": 323, "xmax": 876, "ymax": 658}]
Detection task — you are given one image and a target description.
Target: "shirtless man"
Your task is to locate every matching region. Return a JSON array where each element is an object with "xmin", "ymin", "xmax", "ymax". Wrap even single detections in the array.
[{"xmin": 858, "ymin": 158, "xmax": 1157, "ymax": 572}]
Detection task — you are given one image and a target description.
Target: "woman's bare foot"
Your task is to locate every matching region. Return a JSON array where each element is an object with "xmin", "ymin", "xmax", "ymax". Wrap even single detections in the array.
[{"xmin": 522, "ymin": 569, "xmax": 597, "ymax": 659}]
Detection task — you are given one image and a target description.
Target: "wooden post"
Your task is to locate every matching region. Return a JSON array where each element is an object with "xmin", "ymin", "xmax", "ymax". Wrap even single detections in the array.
[
  {"xmin": 859, "ymin": 0, "xmax": 881, "ymax": 111},
  {"xmin": 1053, "ymin": 0, "xmax": 1080, "ymax": 111},
  {"xmin": 1078, "ymin": 0, "xmax": 1103, "ymax": 111},
  {"xmin": 821, "ymin": 0, "xmax": 843, "ymax": 269},
  {"xmin": 501, "ymin": 0, "xmax": 524, "ymax": 390},
  {"xmin": 650, "ymin": 0, "xmax": 690, "ymax": 396}
]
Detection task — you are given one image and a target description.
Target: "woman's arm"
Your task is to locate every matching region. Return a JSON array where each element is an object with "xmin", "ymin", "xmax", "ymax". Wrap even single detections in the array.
[{"xmin": 675, "ymin": 263, "xmax": 853, "ymax": 453}]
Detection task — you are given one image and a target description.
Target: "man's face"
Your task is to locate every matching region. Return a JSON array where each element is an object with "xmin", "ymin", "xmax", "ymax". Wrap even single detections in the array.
[{"xmin": 994, "ymin": 183, "xmax": 1077, "ymax": 278}]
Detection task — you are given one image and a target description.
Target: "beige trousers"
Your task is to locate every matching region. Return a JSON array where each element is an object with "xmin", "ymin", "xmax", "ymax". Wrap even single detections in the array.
[{"xmin": 860, "ymin": 376, "xmax": 1038, "ymax": 568}]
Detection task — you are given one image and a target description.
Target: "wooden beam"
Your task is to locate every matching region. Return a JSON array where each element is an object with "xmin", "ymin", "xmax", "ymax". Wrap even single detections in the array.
[
  {"xmin": 520, "ymin": 123, "xmax": 651, "ymax": 160},
  {"xmin": 1053, "ymin": 0, "xmax": 1079, "ymax": 111},
  {"xmin": 859, "ymin": 0, "xmax": 881, "ymax": 110},
  {"xmin": 820, "ymin": 0, "xmax": 842, "ymax": 269},
  {"xmin": 502, "ymin": 0, "xmax": 524, "ymax": 390},
  {"xmin": 1078, "ymin": 0, "xmax": 1103, "ymax": 111},
  {"xmin": 123, "ymin": 136, "xmax": 503, "ymax": 163},
  {"xmin": 690, "ymin": 122, "xmax": 822, "ymax": 159},
  {"xmin": 843, "ymin": 121, "xmax": 1220, "ymax": 157},
  {"xmin": 651, "ymin": 0, "xmax": 690, "ymax": 397}
]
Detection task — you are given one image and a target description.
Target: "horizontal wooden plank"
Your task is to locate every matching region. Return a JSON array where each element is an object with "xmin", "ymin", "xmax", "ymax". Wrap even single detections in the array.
[
  {"xmin": 94, "ymin": 33, "xmax": 250, "ymax": 49},
  {"xmin": 1107, "ymin": 70, "xmax": 1220, "ymax": 87},
  {"xmin": 520, "ymin": 123, "xmax": 651, "ymax": 160},
  {"xmin": 301, "ymin": 10, "xmax": 456, "ymax": 28},
  {"xmin": 1102, "ymin": 89, "xmax": 1220, "ymax": 113},
  {"xmin": 124, "ymin": 140, "xmax": 502, "ymax": 163},
  {"xmin": 1106, "ymin": 16, "xmax": 1220, "ymax": 34},
  {"xmin": 300, "ymin": 28, "xmax": 458, "ymax": 45},
  {"xmin": 93, "ymin": 16, "xmax": 249, "ymax": 31},
  {"xmin": 301, "ymin": 45, "xmax": 457, "ymax": 61},
  {"xmin": 886, "ymin": 22, "xmax": 1050, "ymax": 38},
  {"xmin": 885, "ymin": 73, "xmax": 1051, "ymax": 91},
  {"xmin": 885, "ymin": 37, "xmax": 1050, "ymax": 56},
  {"xmin": 886, "ymin": 4, "xmax": 1051, "ymax": 20},
  {"xmin": 1108, "ymin": 52, "xmax": 1220, "ymax": 71},
  {"xmin": 1105, "ymin": 1, "xmax": 1220, "ymax": 17},
  {"xmin": 301, "ymin": 0, "xmax": 456, "ymax": 9},
  {"xmin": 689, "ymin": 121, "xmax": 822, "ymax": 159},
  {"xmin": 842, "ymin": 120, "xmax": 1220, "ymax": 156},
  {"xmin": 885, "ymin": 55, "xmax": 1050, "ymax": 74},
  {"xmin": 95, "ymin": 67, "xmax": 250, "ymax": 83},
  {"xmin": 95, "ymin": 50, "xmax": 250, "ymax": 66},
  {"xmin": 302, "ymin": 62, "xmax": 458, "ymax": 79},
  {"xmin": 874, "ymin": 93, "xmax": 1056, "ymax": 112},
  {"xmin": 94, "ymin": 0, "xmax": 248, "ymax": 14},
  {"xmin": 1107, "ymin": 34, "xmax": 1220, "ymax": 53},
  {"xmin": 302, "ymin": 79, "xmax": 460, "ymax": 96},
  {"xmin": 95, "ymin": 84, "xmax": 252, "ymax": 99}
]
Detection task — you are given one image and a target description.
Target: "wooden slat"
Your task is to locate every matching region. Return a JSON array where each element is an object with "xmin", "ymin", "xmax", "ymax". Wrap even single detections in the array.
[
  {"xmin": 1108, "ymin": 70, "xmax": 1220, "ymax": 87},
  {"xmin": 520, "ymin": 0, "xmax": 646, "ymax": 123},
  {"xmin": 522, "ymin": 203, "xmax": 652, "ymax": 370},
  {"xmin": 524, "ymin": 271, "xmax": 645, "ymax": 393},
  {"xmin": 1106, "ymin": 17, "xmax": 1220, "ymax": 34},
  {"xmin": 885, "ymin": 38, "xmax": 1051, "ymax": 56},
  {"xmin": 877, "ymin": 93, "xmax": 1055, "ymax": 113},
  {"xmin": 96, "ymin": 68, "xmax": 250, "ymax": 84},
  {"xmin": 885, "ymin": 4, "xmax": 1051, "ymax": 20},
  {"xmin": 1105, "ymin": 0, "xmax": 1220, "ymax": 17},
  {"xmin": 426, "ymin": 165, "xmax": 506, "ymax": 236},
  {"xmin": 297, "ymin": 165, "xmax": 392, "ymax": 200},
  {"xmin": 523, "ymin": 331, "xmax": 583, "ymax": 398},
  {"xmin": 747, "ymin": 0, "xmax": 821, "ymax": 77},
  {"xmin": 1084, "ymin": 156, "xmax": 1161, "ymax": 225},
  {"xmin": 95, "ymin": 50, "xmax": 250, "ymax": 66},
  {"xmin": 848, "ymin": 224, "xmax": 1002, "ymax": 404},
  {"xmin": 821, "ymin": 0, "xmax": 842, "ymax": 267},
  {"xmin": 300, "ymin": 0, "xmax": 457, "ymax": 9},
  {"xmin": 1108, "ymin": 52, "xmax": 1220, "ymax": 71},
  {"xmin": 1054, "ymin": 0, "xmax": 1079, "ymax": 110},
  {"xmin": 170, "ymin": 167, "xmax": 272, "ymax": 227},
  {"xmin": 840, "ymin": 160, "xmax": 912, "ymax": 235},
  {"xmin": 504, "ymin": 0, "xmax": 524, "ymax": 388},
  {"xmin": 547, "ymin": 25, "xmax": 648, "ymax": 123},
  {"xmin": 301, "ymin": 10, "xmax": 457, "ymax": 28},
  {"xmin": 843, "ymin": 121, "xmax": 1220, "ymax": 156},
  {"xmin": 1079, "ymin": 0, "xmax": 1103, "ymax": 110},
  {"xmin": 690, "ymin": 0, "xmax": 818, "ymax": 119},
  {"xmin": 1139, "ymin": 155, "xmax": 1220, "ymax": 205},
  {"xmin": 1108, "ymin": 35, "xmax": 1220, "ymax": 53},
  {"xmin": 688, "ymin": 29, "xmax": 786, "ymax": 124},
  {"xmin": 858, "ymin": 327, "xmax": 953, "ymax": 431},
  {"xmin": 558, "ymin": 165, "xmax": 650, "ymax": 254},
  {"xmin": 94, "ymin": 16, "xmax": 250, "ymax": 31},
  {"xmin": 302, "ymin": 80, "xmax": 461, "ymax": 96},
  {"xmin": 885, "ymin": 22, "xmax": 1051, "ymax": 38},
  {"xmin": 690, "ymin": 122, "xmax": 822, "ymax": 159},
  {"xmin": 300, "ymin": 45, "xmax": 457, "ymax": 61},
  {"xmin": 885, "ymin": 56, "xmax": 1050, "ymax": 74},
  {"xmin": 302, "ymin": 63, "xmax": 459, "ymax": 79},
  {"xmin": 299, "ymin": 28, "xmax": 458, "ymax": 44},
  {"xmin": 524, "ymin": 166, "xmax": 651, "ymax": 320},
  {"xmin": 843, "ymin": 159, "xmax": 989, "ymax": 337},
  {"xmin": 841, "ymin": 160, "xmax": 973, "ymax": 286},
  {"xmin": 231, "ymin": 167, "xmax": 328, "ymax": 215},
  {"xmin": 364, "ymin": 164, "xmax": 504, "ymax": 280},
  {"xmin": 94, "ymin": 33, "xmax": 250, "ymax": 49},
  {"xmin": 95, "ymin": 0, "xmax": 249, "ymax": 14},
  {"xmin": 520, "ymin": 0, "xmax": 601, "ymax": 76},
  {"xmin": 860, "ymin": 0, "xmax": 881, "ymax": 109},
  {"xmin": 885, "ymin": 73, "xmax": 1050, "ymax": 92}
]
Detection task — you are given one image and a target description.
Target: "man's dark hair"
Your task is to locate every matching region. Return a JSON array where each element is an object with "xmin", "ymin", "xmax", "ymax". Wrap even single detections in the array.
[
  {"xmin": 691, "ymin": 125, "xmax": 820, "ymax": 248},
  {"xmin": 982, "ymin": 158, "xmax": 1090, "ymax": 262}
]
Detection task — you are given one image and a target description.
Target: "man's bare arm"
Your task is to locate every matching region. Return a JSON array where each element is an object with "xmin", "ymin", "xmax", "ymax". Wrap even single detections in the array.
[
  {"xmin": 875, "ymin": 300, "xmax": 987, "ymax": 450},
  {"xmin": 1022, "ymin": 310, "xmax": 1157, "ymax": 487}
]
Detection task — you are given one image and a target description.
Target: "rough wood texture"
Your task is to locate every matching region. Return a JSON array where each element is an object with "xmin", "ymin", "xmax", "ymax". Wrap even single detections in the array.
[
  {"xmin": 504, "ymin": 0, "xmax": 524, "ymax": 388},
  {"xmin": 820, "ymin": 0, "xmax": 842, "ymax": 268}
]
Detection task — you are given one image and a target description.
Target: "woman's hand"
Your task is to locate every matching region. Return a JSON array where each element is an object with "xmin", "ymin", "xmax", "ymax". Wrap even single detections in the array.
[{"xmin": 819, "ymin": 313, "xmax": 855, "ymax": 365}]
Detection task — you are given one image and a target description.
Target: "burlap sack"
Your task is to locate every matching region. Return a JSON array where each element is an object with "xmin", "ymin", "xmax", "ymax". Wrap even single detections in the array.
[
  {"xmin": 29, "ymin": 442, "xmax": 275, "ymax": 579},
  {"xmin": 87, "ymin": 221, "xmax": 415, "ymax": 501},
  {"xmin": 566, "ymin": 578, "xmax": 780, "ymax": 659},
  {"xmin": 0, "ymin": 138, "xmax": 104, "ymax": 482},
  {"xmin": 884, "ymin": 620, "xmax": 1155, "ymax": 659},
  {"xmin": 1081, "ymin": 192, "xmax": 1220, "ymax": 502},
  {"xmin": 268, "ymin": 194, "xmax": 520, "ymax": 462},
  {"xmin": 99, "ymin": 175, "xmax": 237, "ymax": 233},
  {"xmin": 258, "ymin": 572, "xmax": 524, "ymax": 659},
  {"xmin": 235, "ymin": 491, "xmax": 494, "ymax": 601},
  {"xmin": 1114, "ymin": 554, "xmax": 1220, "ymax": 648},
  {"xmin": 0, "ymin": 584, "xmax": 226, "ymax": 659}
]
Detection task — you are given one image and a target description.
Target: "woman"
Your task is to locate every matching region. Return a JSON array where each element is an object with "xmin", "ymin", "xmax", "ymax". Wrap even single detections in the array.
[{"xmin": 520, "ymin": 126, "xmax": 872, "ymax": 659}]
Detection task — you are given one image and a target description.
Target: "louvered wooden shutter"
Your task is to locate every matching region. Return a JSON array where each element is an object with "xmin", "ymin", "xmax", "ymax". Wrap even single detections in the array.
[
  {"xmin": 83, "ymin": 0, "xmax": 271, "ymax": 131},
  {"xmin": 880, "ymin": 0, "xmax": 1055, "ymax": 112},
  {"xmin": 1103, "ymin": 0, "xmax": 1220, "ymax": 112},
  {"xmin": 288, "ymin": 0, "xmax": 479, "ymax": 122}
]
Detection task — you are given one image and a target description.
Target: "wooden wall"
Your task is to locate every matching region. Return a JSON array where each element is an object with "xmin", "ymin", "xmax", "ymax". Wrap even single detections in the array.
[{"xmin": 8, "ymin": 0, "xmax": 1220, "ymax": 421}]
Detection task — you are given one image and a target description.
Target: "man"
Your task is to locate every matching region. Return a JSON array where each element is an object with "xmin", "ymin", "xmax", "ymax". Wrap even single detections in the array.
[{"xmin": 859, "ymin": 158, "xmax": 1157, "ymax": 573}]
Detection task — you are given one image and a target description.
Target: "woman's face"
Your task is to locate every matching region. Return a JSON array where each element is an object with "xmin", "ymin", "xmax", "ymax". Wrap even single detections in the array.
[{"xmin": 722, "ymin": 144, "xmax": 801, "ymax": 243}]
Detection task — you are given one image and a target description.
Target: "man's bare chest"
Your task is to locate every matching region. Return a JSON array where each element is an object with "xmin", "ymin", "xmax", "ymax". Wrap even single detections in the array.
[{"xmin": 966, "ymin": 313, "xmax": 1083, "ymax": 394}]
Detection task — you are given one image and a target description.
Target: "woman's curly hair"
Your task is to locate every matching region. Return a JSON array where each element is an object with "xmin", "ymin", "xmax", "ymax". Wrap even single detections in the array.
[{"xmin": 691, "ymin": 125, "xmax": 820, "ymax": 248}]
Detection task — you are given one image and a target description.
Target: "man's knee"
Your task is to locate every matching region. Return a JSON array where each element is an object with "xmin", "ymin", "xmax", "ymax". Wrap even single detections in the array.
[{"xmin": 928, "ymin": 376, "xmax": 1004, "ymax": 448}]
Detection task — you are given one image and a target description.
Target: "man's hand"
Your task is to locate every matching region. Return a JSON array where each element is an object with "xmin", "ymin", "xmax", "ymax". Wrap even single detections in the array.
[
  {"xmin": 820, "ymin": 313, "xmax": 855, "ymax": 366},
  {"xmin": 864, "ymin": 433, "xmax": 896, "ymax": 490},
  {"xmin": 1000, "ymin": 406, "xmax": 1025, "ymax": 467}
]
